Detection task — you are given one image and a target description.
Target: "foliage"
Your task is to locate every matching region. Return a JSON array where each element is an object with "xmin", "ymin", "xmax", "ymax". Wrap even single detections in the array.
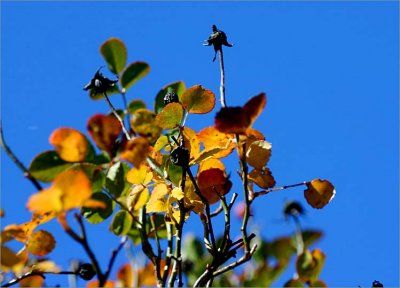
[{"xmin": 1, "ymin": 27, "xmax": 336, "ymax": 287}]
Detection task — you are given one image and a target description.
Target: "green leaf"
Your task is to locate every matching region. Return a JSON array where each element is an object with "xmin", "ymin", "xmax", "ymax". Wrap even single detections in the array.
[
  {"xmin": 302, "ymin": 230, "xmax": 323, "ymax": 248},
  {"xmin": 181, "ymin": 85, "xmax": 215, "ymax": 114},
  {"xmin": 110, "ymin": 210, "xmax": 133, "ymax": 236},
  {"xmin": 183, "ymin": 234, "xmax": 204, "ymax": 263},
  {"xmin": 154, "ymin": 81, "xmax": 186, "ymax": 114},
  {"xmin": 268, "ymin": 237, "xmax": 296, "ymax": 261},
  {"xmin": 106, "ymin": 161, "xmax": 131, "ymax": 197},
  {"xmin": 81, "ymin": 192, "xmax": 115, "ymax": 224},
  {"xmin": 155, "ymin": 103, "xmax": 184, "ymax": 129},
  {"xmin": 120, "ymin": 61, "xmax": 150, "ymax": 90},
  {"xmin": 167, "ymin": 162, "xmax": 182, "ymax": 187},
  {"xmin": 296, "ymin": 249, "xmax": 326, "ymax": 282},
  {"xmin": 100, "ymin": 37, "xmax": 127, "ymax": 74},
  {"xmin": 28, "ymin": 150, "xmax": 73, "ymax": 182},
  {"xmin": 128, "ymin": 99, "xmax": 146, "ymax": 114},
  {"xmin": 89, "ymin": 84, "xmax": 120, "ymax": 100}
]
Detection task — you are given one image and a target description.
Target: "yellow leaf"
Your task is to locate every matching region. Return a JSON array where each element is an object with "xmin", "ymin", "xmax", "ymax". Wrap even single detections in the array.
[
  {"xmin": 171, "ymin": 187, "xmax": 184, "ymax": 200},
  {"xmin": 199, "ymin": 158, "xmax": 226, "ymax": 172},
  {"xmin": 154, "ymin": 135, "xmax": 169, "ymax": 152},
  {"xmin": 26, "ymin": 230, "xmax": 56, "ymax": 257},
  {"xmin": 27, "ymin": 170, "xmax": 100, "ymax": 214},
  {"xmin": 1, "ymin": 246, "xmax": 27, "ymax": 272},
  {"xmin": 248, "ymin": 168, "xmax": 276, "ymax": 189},
  {"xmin": 181, "ymin": 85, "xmax": 216, "ymax": 114},
  {"xmin": 246, "ymin": 140, "xmax": 272, "ymax": 169},
  {"xmin": 146, "ymin": 183, "xmax": 169, "ymax": 213},
  {"xmin": 126, "ymin": 164, "xmax": 152, "ymax": 185},
  {"xmin": 49, "ymin": 128, "xmax": 88, "ymax": 162},
  {"xmin": 183, "ymin": 127, "xmax": 201, "ymax": 161},
  {"xmin": 304, "ymin": 179, "xmax": 335, "ymax": 209},
  {"xmin": 127, "ymin": 185, "xmax": 149, "ymax": 212},
  {"xmin": 120, "ymin": 137, "xmax": 149, "ymax": 167}
]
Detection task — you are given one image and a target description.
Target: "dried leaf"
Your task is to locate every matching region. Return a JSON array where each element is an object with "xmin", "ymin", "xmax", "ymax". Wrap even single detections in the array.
[
  {"xmin": 248, "ymin": 168, "xmax": 276, "ymax": 189},
  {"xmin": 181, "ymin": 85, "xmax": 215, "ymax": 114},
  {"xmin": 304, "ymin": 179, "xmax": 335, "ymax": 209},
  {"xmin": 197, "ymin": 168, "xmax": 232, "ymax": 204},
  {"xmin": 246, "ymin": 140, "xmax": 272, "ymax": 169},
  {"xmin": 243, "ymin": 93, "xmax": 267, "ymax": 126},
  {"xmin": 49, "ymin": 128, "xmax": 88, "ymax": 162},
  {"xmin": 215, "ymin": 107, "xmax": 250, "ymax": 134}
]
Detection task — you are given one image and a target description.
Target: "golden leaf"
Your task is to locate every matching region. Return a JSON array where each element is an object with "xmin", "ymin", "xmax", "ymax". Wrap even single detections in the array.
[
  {"xmin": 26, "ymin": 230, "xmax": 56, "ymax": 257},
  {"xmin": 246, "ymin": 140, "xmax": 272, "ymax": 169},
  {"xmin": 304, "ymin": 179, "xmax": 335, "ymax": 209},
  {"xmin": 49, "ymin": 128, "xmax": 88, "ymax": 162},
  {"xmin": 248, "ymin": 168, "xmax": 276, "ymax": 189},
  {"xmin": 197, "ymin": 126, "xmax": 235, "ymax": 159},
  {"xmin": 146, "ymin": 183, "xmax": 169, "ymax": 213},
  {"xmin": 120, "ymin": 137, "xmax": 149, "ymax": 167}
]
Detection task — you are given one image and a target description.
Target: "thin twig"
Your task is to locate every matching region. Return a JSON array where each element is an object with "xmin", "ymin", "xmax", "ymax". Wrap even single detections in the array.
[
  {"xmin": 0, "ymin": 123, "xmax": 43, "ymax": 191},
  {"xmin": 2, "ymin": 270, "xmax": 76, "ymax": 287},
  {"xmin": 162, "ymin": 223, "xmax": 173, "ymax": 286},
  {"xmin": 103, "ymin": 236, "xmax": 128, "ymax": 282},
  {"xmin": 210, "ymin": 203, "xmax": 223, "ymax": 218},
  {"xmin": 253, "ymin": 182, "xmax": 308, "ymax": 198},
  {"xmin": 103, "ymin": 91, "xmax": 131, "ymax": 141},
  {"xmin": 150, "ymin": 214, "xmax": 163, "ymax": 288},
  {"xmin": 218, "ymin": 49, "xmax": 227, "ymax": 107}
]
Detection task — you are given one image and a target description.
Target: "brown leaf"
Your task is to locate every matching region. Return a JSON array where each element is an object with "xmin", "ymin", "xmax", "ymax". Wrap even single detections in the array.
[
  {"xmin": 243, "ymin": 93, "xmax": 267, "ymax": 126},
  {"xmin": 215, "ymin": 107, "xmax": 250, "ymax": 134},
  {"xmin": 248, "ymin": 168, "xmax": 276, "ymax": 189},
  {"xmin": 87, "ymin": 114, "xmax": 121, "ymax": 155},
  {"xmin": 197, "ymin": 168, "xmax": 232, "ymax": 204},
  {"xmin": 304, "ymin": 179, "xmax": 335, "ymax": 209}
]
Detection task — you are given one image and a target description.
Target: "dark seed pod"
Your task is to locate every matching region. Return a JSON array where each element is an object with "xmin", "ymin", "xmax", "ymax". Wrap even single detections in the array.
[
  {"xmin": 77, "ymin": 263, "xmax": 96, "ymax": 281},
  {"xmin": 83, "ymin": 67, "xmax": 118, "ymax": 94},
  {"xmin": 170, "ymin": 146, "xmax": 190, "ymax": 168},
  {"xmin": 372, "ymin": 280, "xmax": 384, "ymax": 287},
  {"xmin": 163, "ymin": 91, "xmax": 179, "ymax": 106},
  {"xmin": 283, "ymin": 201, "xmax": 304, "ymax": 219}
]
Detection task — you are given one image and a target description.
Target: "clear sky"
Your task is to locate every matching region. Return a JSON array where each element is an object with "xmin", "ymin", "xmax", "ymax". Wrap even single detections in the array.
[{"xmin": 1, "ymin": 1, "xmax": 399, "ymax": 287}]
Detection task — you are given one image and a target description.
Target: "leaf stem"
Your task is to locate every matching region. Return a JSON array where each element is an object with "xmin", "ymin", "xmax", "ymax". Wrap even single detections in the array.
[
  {"xmin": 102, "ymin": 92, "xmax": 131, "ymax": 141},
  {"xmin": 0, "ymin": 123, "xmax": 43, "ymax": 191}
]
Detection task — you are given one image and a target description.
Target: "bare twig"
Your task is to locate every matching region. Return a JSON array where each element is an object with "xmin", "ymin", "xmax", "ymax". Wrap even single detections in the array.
[
  {"xmin": 218, "ymin": 49, "xmax": 227, "ymax": 107},
  {"xmin": 102, "ymin": 91, "xmax": 131, "ymax": 141},
  {"xmin": 103, "ymin": 236, "xmax": 128, "ymax": 282},
  {"xmin": 162, "ymin": 223, "xmax": 173, "ymax": 286},
  {"xmin": 2, "ymin": 270, "xmax": 76, "ymax": 287},
  {"xmin": 0, "ymin": 123, "xmax": 43, "ymax": 191},
  {"xmin": 253, "ymin": 182, "xmax": 307, "ymax": 198}
]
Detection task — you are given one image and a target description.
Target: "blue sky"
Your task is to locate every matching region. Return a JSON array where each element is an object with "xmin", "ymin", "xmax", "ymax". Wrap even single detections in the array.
[{"xmin": 1, "ymin": 1, "xmax": 398, "ymax": 287}]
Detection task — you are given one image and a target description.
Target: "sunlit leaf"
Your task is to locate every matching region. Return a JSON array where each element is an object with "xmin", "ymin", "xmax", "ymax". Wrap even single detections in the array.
[
  {"xmin": 197, "ymin": 168, "xmax": 232, "ymax": 204},
  {"xmin": 146, "ymin": 183, "xmax": 169, "ymax": 213},
  {"xmin": 19, "ymin": 274, "xmax": 45, "ymax": 287},
  {"xmin": 81, "ymin": 192, "xmax": 115, "ymax": 224},
  {"xmin": 100, "ymin": 37, "xmax": 127, "ymax": 74},
  {"xmin": 120, "ymin": 61, "xmax": 150, "ymax": 89},
  {"xmin": 248, "ymin": 168, "xmax": 276, "ymax": 189},
  {"xmin": 155, "ymin": 102, "xmax": 184, "ymax": 129},
  {"xmin": 116, "ymin": 263, "xmax": 133, "ymax": 287},
  {"xmin": 181, "ymin": 85, "xmax": 215, "ymax": 114},
  {"xmin": 304, "ymin": 179, "xmax": 335, "ymax": 209},
  {"xmin": 127, "ymin": 185, "xmax": 149, "ymax": 212},
  {"xmin": 110, "ymin": 211, "xmax": 133, "ymax": 236},
  {"xmin": 120, "ymin": 137, "xmax": 149, "ymax": 167},
  {"xmin": 190, "ymin": 147, "xmax": 227, "ymax": 166},
  {"xmin": 87, "ymin": 280, "xmax": 115, "ymax": 288},
  {"xmin": 49, "ymin": 128, "xmax": 89, "ymax": 162},
  {"xmin": 182, "ymin": 127, "xmax": 200, "ymax": 161},
  {"xmin": 296, "ymin": 249, "xmax": 326, "ymax": 282},
  {"xmin": 242, "ymin": 93, "xmax": 267, "ymax": 126},
  {"xmin": 27, "ymin": 169, "xmax": 104, "ymax": 214},
  {"xmin": 199, "ymin": 158, "xmax": 226, "ymax": 172},
  {"xmin": 154, "ymin": 81, "xmax": 186, "ymax": 114},
  {"xmin": 106, "ymin": 161, "xmax": 131, "ymax": 197},
  {"xmin": 246, "ymin": 140, "xmax": 272, "ymax": 169},
  {"xmin": 171, "ymin": 187, "xmax": 184, "ymax": 201},
  {"xmin": 128, "ymin": 99, "xmax": 146, "ymax": 114},
  {"xmin": 1, "ymin": 246, "xmax": 26, "ymax": 272},
  {"xmin": 130, "ymin": 109, "xmax": 162, "ymax": 143},
  {"xmin": 87, "ymin": 114, "xmax": 121, "ymax": 156},
  {"xmin": 26, "ymin": 230, "xmax": 56, "ymax": 256},
  {"xmin": 28, "ymin": 150, "xmax": 72, "ymax": 182},
  {"xmin": 197, "ymin": 126, "xmax": 235, "ymax": 159},
  {"xmin": 215, "ymin": 107, "xmax": 250, "ymax": 134},
  {"xmin": 126, "ymin": 164, "xmax": 153, "ymax": 185},
  {"xmin": 154, "ymin": 135, "xmax": 170, "ymax": 152}
]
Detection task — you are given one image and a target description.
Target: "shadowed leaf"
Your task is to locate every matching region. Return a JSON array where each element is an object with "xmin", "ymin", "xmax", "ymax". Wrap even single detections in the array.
[
  {"xmin": 110, "ymin": 211, "xmax": 133, "ymax": 236},
  {"xmin": 100, "ymin": 37, "xmax": 127, "ymax": 74},
  {"xmin": 26, "ymin": 230, "xmax": 56, "ymax": 256},
  {"xmin": 28, "ymin": 151, "xmax": 73, "ymax": 182},
  {"xmin": 130, "ymin": 109, "xmax": 162, "ymax": 143},
  {"xmin": 296, "ymin": 249, "xmax": 326, "ymax": 282},
  {"xmin": 120, "ymin": 61, "xmax": 150, "ymax": 89},
  {"xmin": 120, "ymin": 137, "xmax": 149, "ymax": 167},
  {"xmin": 87, "ymin": 114, "xmax": 121, "ymax": 156},
  {"xmin": 154, "ymin": 81, "xmax": 186, "ymax": 114},
  {"xmin": 81, "ymin": 192, "xmax": 115, "ymax": 224},
  {"xmin": 215, "ymin": 107, "xmax": 250, "ymax": 134},
  {"xmin": 197, "ymin": 168, "xmax": 232, "ymax": 204},
  {"xmin": 243, "ymin": 93, "xmax": 267, "ymax": 126},
  {"xmin": 246, "ymin": 140, "xmax": 272, "ymax": 169},
  {"xmin": 128, "ymin": 99, "xmax": 146, "ymax": 114},
  {"xmin": 248, "ymin": 168, "xmax": 276, "ymax": 189}
]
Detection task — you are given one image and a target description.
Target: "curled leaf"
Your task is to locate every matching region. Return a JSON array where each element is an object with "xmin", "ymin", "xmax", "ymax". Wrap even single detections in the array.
[
  {"xmin": 304, "ymin": 179, "xmax": 335, "ymax": 209},
  {"xmin": 181, "ymin": 85, "xmax": 215, "ymax": 114},
  {"xmin": 49, "ymin": 128, "xmax": 88, "ymax": 162}
]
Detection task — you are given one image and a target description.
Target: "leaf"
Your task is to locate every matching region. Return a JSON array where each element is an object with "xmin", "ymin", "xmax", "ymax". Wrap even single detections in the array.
[
  {"xmin": 28, "ymin": 150, "xmax": 73, "ymax": 182},
  {"xmin": 128, "ymin": 99, "xmax": 146, "ymax": 114},
  {"xmin": 197, "ymin": 127, "xmax": 235, "ymax": 159},
  {"xmin": 268, "ymin": 237, "xmax": 296, "ymax": 261},
  {"xmin": 19, "ymin": 274, "xmax": 45, "ymax": 287},
  {"xmin": 190, "ymin": 147, "xmax": 227, "ymax": 166},
  {"xmin": 215, "ymin": 107, "xmax": 250, "ymax": 134},
  {"xmin": 248, "ymin": 168, "xmax": 276, "ymax": 189},
  {"xmin": 87, "ymin": 280, "xmax": 115, "ymax": 288},
  {"xmin": 146, "ymin": 183, "xmax": 169, "ymax": 213},
  {"xmin": 154, "ymin": 81, "xmax": 186, "ymax": 114},
  {"xmin": 155, "ymin": 103, "xmax": 184, "ymax": 129},
  {"xmin": 87, "ymin": 114, "xmax": 121, "ymax": 155},
  {"xmin": 130, "ymin": 109, "xmax": 162, "ymax": 143},
  {"xmin": 296, "ymin": 249, "xmax": 326, "ymax": 282},
  {"xmin": 110, "ymin": 211, "xmax": 133, "ymax": 236},
  {"xmin": 181, "ymin": 85, "xmax": 215, "ymax": 114},
  {"xmin": 1, "ymin": 246, "xmax": 26, "ymax": 272},
  {"xmin": 81, "ymin": 192, "xmax": 115, "ymax": 224},
  {"xmin": 27, "ymin": 169, "xmax": 104, "ymax": 214},
  {"xmin": 183, "ymin": 234, "xmax": 204, "ymax": 263},
  {"xmin": 26, "ymin": 230, "xmax": 56, "ymax": 256},
  {"xmin": 120, "ymin": 137, "xmax": 149, "ymax": 167},
  {"xmin": 116, "ymin": 263, "xmax": 133, "ymax": 287},
  {"xmin": 106, "ymin": 162, "xmax": 131, "ymax": 197},
  {"xmin": 199, "ymin": 158, "xmax": 226, "ymax": 172},
  {"xmin": 283, "ymin": 279, "xmax": 306, "ymax": 287},
  {"xmin": 49, "ymin": 128, "xmax": 89, "ymax": 162},
  {"xmin": 126, "ymin": 164, "xmax": 153, "ymax": 185},
  {"xmin": 197, "ymin": 168, "xmax": 232, "ymax": 204},
  {"xmin": 100, "ymin": 37, "xmax": 127, "ymax": 74},
  {"xmin": 242, "ymin": 93, "xmax": 267, "ymax": 126},
  {"xmin": 154, "ymin": 135, "xmax": 169, "ymax": 152},
  {"xmin": 246, "ymin": 140, "xmax": 272, "ymax": 169},
  {"xmin": 120, "ymin": 61, "xmax": 150, "ymax": 89},
  {"xmin": 171, "ymin": 187, "xmax": 184, "ymax": 200},
  {"xmin": 302, "ymin": 230, "xmax": 323, "ymax": 248},
  {"xmin": 304, "ymin": 179, "xmax": 336, "ymax": 209},
  {"xmin": 126, "ymin": 185, "xmax": 149, "ymax": 212}
]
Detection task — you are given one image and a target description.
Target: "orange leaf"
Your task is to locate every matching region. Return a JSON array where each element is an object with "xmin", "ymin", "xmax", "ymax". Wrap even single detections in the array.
[
  {"xmin": 87, "ymin": 114, "xmax": 121, "ymax": 155},
  {"xmin": 19, "ymin": 275, "xmax": 44, "ymax": 287},
  {"xmin": 87, "ymin": 280, "xmax": 115, "ymax": 288},
  {"xmin": 181, "ymin": 85, "xmax": 216, "ymax": 114},
  {"xmin": 1, "ymin": 246, "xmax": 27, "ymax": 272},
  {"xmin": 242, "ymin": 93, "xmax": 267, "ymax": 126},
  {"xmin": 27, "ymin": 170, "xmax": 100, "ymax": 214},
  {"xmin": 49, "ymin": 128, "xmax": 88, "ymax": 162},
  {"xmin": 199, "ymin": 158, "xmax": 226, "ymax": 172},
  {"xmin": 197, "ymin": 127, "xmax": 235, "ymax": 159},
  {"xmin": 246, "ymin": 140, "xmax": 272, "ymax": 169},
  {"xmin": 116, "ymin": 263, "xmax": 133, "ymax": 287},
  {"xmin": 197, "ymin": 168, "xmax": 232, "ymax": 204},
  {"xmin": 248, "ymin": 168, "xmax": 276, "ymax": 189},
  {"xmin": 215, "ymin": 107, "xmax": 250, "ymax": 134},
  {"xmin": 155, "ymin": 102, "xmax": 184, "ymax": 129},
  {"xmin": 304, "ymin": 179, "xmax": 336, "ymax": 209},
  {"xmin": 120, "ymin": 137, "xmax": 149, "ymax": 167},
  {"xmin": 26, "ymin": 230, "xmax": 56, "ymax": 256}
]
